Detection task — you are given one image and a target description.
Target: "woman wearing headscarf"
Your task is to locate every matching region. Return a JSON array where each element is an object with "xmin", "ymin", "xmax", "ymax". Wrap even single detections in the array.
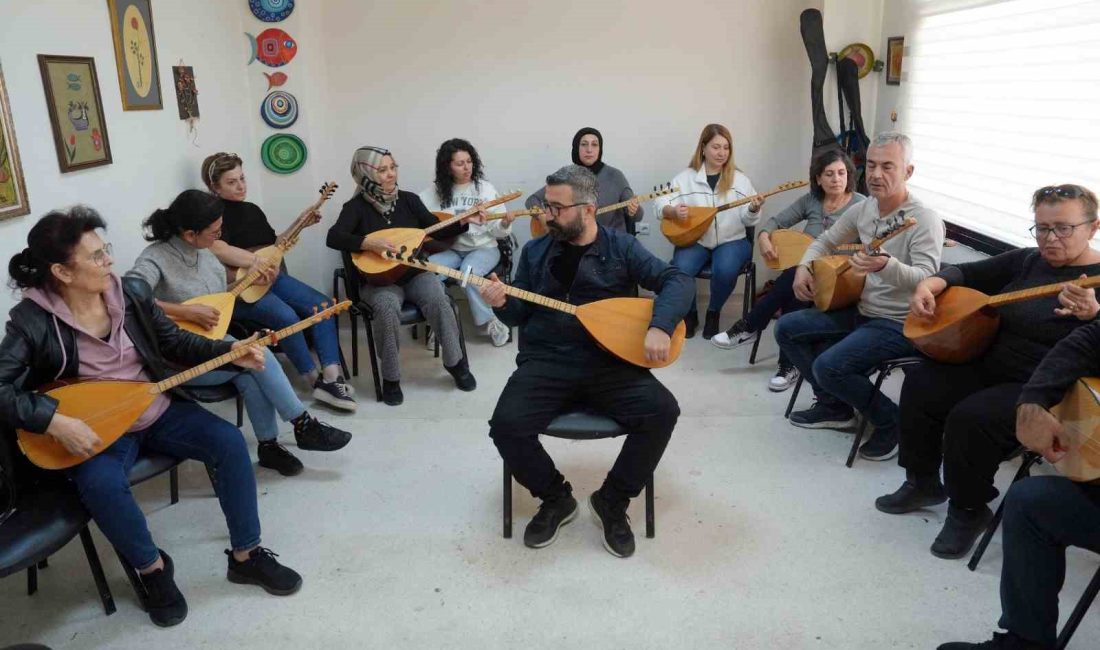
[
  {"xmin": 525, "ymin": 127, "xmax": 643, "ymax": 233},
  {"xmin": 326, "ymin": 146, "xmax": 478, "ymax": 406}
]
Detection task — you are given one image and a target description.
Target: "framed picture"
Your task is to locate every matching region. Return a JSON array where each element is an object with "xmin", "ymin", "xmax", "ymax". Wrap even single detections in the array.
[
  {"xmin": 886, "ymin": 36, "xmax": 904, "ymax": 86},
  {"xmin": 107, "ymin": 0, "xmax": 162, "ymax": 110},
  {"xmin": 0, "ymin": 61, "xmax": 30, "ymax": 220},
  {"xmin": 37, "ymin": 54, "xmax": 113, "ymax": 173}
]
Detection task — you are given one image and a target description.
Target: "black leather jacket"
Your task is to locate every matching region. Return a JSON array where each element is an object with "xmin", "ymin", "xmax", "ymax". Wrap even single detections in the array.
[{"xmin": 0, "ymin": 277, "xmax": 232, "ymax": 434}]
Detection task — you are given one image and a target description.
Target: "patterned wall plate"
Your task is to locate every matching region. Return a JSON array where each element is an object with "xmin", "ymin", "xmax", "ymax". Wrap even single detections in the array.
[
  {"xmin": 249, "ymin": 0, "xmax": 295, "ymax": 22},
  {"xmin": 260, "ymin": 90, "xmax": 298, "ymax": 128},
  {"xmin": 261, "ymin": 133, "xmax": 307, "ymax": 174}
]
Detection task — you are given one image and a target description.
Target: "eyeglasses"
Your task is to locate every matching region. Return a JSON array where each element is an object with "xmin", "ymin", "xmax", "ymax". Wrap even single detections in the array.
[
  {"xmin": 1037, "ymin": 185, "xmax": 1086, "ymax": 200},
  {"xmin": 1029, "ymin": 221, "xmax": 1094, "ymax": 240},
  {"xmin": 88, "ymin": 242, "xmax": 113, "ymax": 267},
  {"xmin": 540, "ymin": 202, "xmax": 588, "ymax": 217}
]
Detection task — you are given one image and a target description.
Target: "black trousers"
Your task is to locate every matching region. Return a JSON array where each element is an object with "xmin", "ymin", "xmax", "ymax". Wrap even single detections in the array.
[
  {"xmin": 898, "ymin": 361, "xmax": 1023, "ymax": 508},
  {"xmin": 488, "ymin": 359, "xmax": 679, "ymax": 503},
  {"xmin": 999, "ymin": 477, "xmax": 1100, "ymax": 647}
]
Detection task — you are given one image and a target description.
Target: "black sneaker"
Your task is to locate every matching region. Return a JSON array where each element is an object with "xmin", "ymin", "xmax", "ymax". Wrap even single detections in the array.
[
  {"xmin": 789, "ymin": 400, "xmax": 857, "ymax": 430},
  {"xmin": 226, "ymin": 547, "xmax": 302, "ymax": 596},
  {"xmin": 931, "ymin": 503, "xmax": 994, "ymax": 559},
  {"xmin": 875, "ymin": 476, "xmax": 946, "ymax": 514},
  {"xmin": 684, "ymin": 311, "xmax": 698, "ymax": 339},
  {"xmin": 257, "ymin": 441, "xmax": 304, "ymax": 477},
  {"xmin": 588, "ymin": 489, "xmax": 635, "ymax": 558},
  {"xmin": 524, "ymin": 492, "xmax": 578, "ymax": 549},
  {"xmin": 858, "ymin": 426, "xmax": 899, "ymax": 461},
  {"xmin": 140, "ymin": 550, "xmax": 188, "ymax": 627},
  {"xmin": 444, "ymin": 357, "xmax": 477, "ymax": 392},
  {"xmin": 292, "ymin": 413, "xmax": 352, "ymax": 452},
  {"xmin": 701, "ymin": 310, "xmax": 721, "ymax": 340},
  {"xmin": 312, "ymin": 378, "xmax": 357, "ymax": 412},
  {"xmin": 937, "ymin": 631, "xmax": 1048, "ymax": 649},
  {"xmin": 382, "ymin": 380, "xmax": 403, "ymax": 406}
]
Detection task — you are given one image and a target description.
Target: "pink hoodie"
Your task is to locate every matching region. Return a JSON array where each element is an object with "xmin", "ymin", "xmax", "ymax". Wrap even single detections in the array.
[{"xmin": 25, "ymin": 274, "xmax": 171, "ymax": 432}]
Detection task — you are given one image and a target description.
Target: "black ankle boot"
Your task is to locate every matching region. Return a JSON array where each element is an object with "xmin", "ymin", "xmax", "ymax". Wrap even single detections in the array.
[
  {"xmin": 445, "ymin": 357, "xmax": 477, "ymax": 392},
  {"xmin": 684, "ymin": 311, "xmax": 698, "ymax": 339},
  {"xmin": 702, "ymin": 310, "xmax": 721, "ymax": 339},
  {"xmin": 381, "ymin": 380, "xmax": 403, "ymax": 406}
]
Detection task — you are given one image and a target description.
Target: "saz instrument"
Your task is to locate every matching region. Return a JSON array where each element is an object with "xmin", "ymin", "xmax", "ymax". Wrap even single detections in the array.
[
  {"xmin": 660, "ymin": 180, "xmax": 808, "ymax": 247},
  {"xmin": 17, "ymin": 301, "xmax": 351, "ymax": 470},
  {"xmin": 530, "ymin": 184, "xmax": 680, "ymax": 239},
  {"xmin": 352, "ymin": 190, "xmax": 522, "ymax": 285},
  {"xmin": 812, "ymin": 217, "xmax": 917, "ymax": 312},
  {"xmin": 433, "ymin": 207, "xmax": 544, "ymax": 224},
  {"xmin": 377, "ymin": 249, "xmax": 685, "ymax": 369},
  {"xmin": 171, "ymin": 258, "xmax": 278, "ymax": 340},
  {"xmin": 234, "ymin": 182, "xmax": 339, "ymax": 303},
  {"xmin": 904, "ymin": 274, "xmax": 1100, "ymax": 363},
  {"xmin": 765, "ymin": 230, "xmax": 863, "ymax": 271},
  {"xmin": 1049, "ymin": 377, "xmax": 1100, "ymax": 482}
]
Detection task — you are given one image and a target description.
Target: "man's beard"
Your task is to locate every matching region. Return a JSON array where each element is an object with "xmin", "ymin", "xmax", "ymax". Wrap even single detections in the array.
[{"xmin": 547, "ymin": 219, "xmax": 584, "ymax": 241}]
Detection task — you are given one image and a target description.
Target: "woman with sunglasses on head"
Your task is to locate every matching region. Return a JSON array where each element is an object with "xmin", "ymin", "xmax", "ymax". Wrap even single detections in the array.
[
  {"xmin": 200, "ymin": 152, "xmax": 356, "ymax": 412},
  {"xmin": 419, "ymin": 138, "xmax": 514, "ymax": 347},
  {"xmin": 876, "ymin": 184, "xmax": 1100, "ymax": 562},
  {"xmin": 525, "ymin": 127, "xmax": 644, "ymax": 234},
  {"xmin": 126, "ymin": 189, "xmax": 352, "ymax": 478},
  {"xmin": 1, "ymin": 207, "xmax": 301, "ymax": 627},
  {"xmin": 326, "ymin": 146, "xmax": 478, "ymax": 406},
  {"xmin": 656, "ymin": 123, "xmax": 764, "ymax": 339}
]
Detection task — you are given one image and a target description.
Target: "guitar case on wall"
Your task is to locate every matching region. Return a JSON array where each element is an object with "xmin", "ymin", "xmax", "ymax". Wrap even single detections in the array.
[
  {"xmin": 800, "ymin": 9, "xmax": 838, "ymax": 155},
  {"xmin": 837, "ymin": 57, "xmax": 871, "ymax": 195}
]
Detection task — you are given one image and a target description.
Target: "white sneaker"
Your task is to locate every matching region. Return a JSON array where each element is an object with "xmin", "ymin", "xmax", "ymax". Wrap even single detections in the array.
[
  {"xmin": 486, "ymin": 318, "xmax": 510, "ymax": 347},
  {"xmin": 711, "ymin": 329, "xmax": 756, "ymax": 350},
  {"xmin": 768, "ymin": 364, "xmax": 800, "ymax": 392}
]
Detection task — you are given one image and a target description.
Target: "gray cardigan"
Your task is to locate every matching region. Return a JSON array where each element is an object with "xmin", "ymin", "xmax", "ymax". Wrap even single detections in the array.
[
  {"xmin": 525, "ymin": 164, "xmax": 643, "ymax": 233},
  {"xmin": 125, "ymin": 237, "xmax": 227, "ymax": 304},
  {"xmin": 762, "ymin": 192, "xmax": 866, "ymax": 237}
]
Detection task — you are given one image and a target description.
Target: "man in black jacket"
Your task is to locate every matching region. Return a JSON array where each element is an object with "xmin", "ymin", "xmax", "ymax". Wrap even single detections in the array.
[
  {"xmin": 938, "ymin": 321, "xmax": 1100, "ymax": 650},
  {"xmin": 481, "ymin": 165, "xmax": 693, "ymax": 558}
]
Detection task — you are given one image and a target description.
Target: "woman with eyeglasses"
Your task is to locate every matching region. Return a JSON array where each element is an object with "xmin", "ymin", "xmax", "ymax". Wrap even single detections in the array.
[
  {"xmin": 419, "ymin": 138, "xmax": 513, "ymax": 347},
  {"xmin": 326, "ymin": 146, "xmax": 478, "ymax": 406},
  {"xmin": 126, "ymin": 189, "xmax": 352, "ymax": 477},
  {"xmin": 200, "ymin": 152, "xmax": 356, "ymax": 412},
  {"xmin": 1, "ymin": 207, "xmax": 302, "ymax": 627},
  {"xmin": 876, "ymin": 184, "xmax": 1100, "ymax": 562},
  {"xmin": 656, "ymin": 123, "xmax": 764, "ymax": 339}
]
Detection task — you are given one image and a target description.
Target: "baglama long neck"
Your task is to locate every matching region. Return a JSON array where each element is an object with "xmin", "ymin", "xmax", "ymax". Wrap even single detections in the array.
[
  {"xmin": 381, "ymin": 252, "xmax": 577, "ymax": 315},
  {"xmin": 836, "ymin": 218, "xmax": 917, "ymax": 276},
  {"xmin": 279, "ymin": 195, "xmax": 331, "ymax": 252},
  {"xmin": 713, "ymin": 181, "xmax": 807, "ymax": 213},
  {"xmin": 155, "ymin": 301, "xmax": 350, "ymax": 392},
  {"xmin": 988, "ymin": 274, "xmax": 1100, "ymax": 308},
  {"xmin": 229, "ymin": 264, "xmax": 269, "ymax": 297},
  {"xmin": 424, "ymin": 191, "xmax": 519, "ymax": 236}
]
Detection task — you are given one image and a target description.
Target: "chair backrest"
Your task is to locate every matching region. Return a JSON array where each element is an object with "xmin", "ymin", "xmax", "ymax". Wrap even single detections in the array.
[
  {"xmin": 339, "ymin": 251, "xmax": 365, "ymax": 305},
  {"xmin": 0, "ymin": 430, "xmax": 16, "ymax": 525},
  {"xmin": 495, "ymin": 235, "xmax": 518, "ymax": 284}
]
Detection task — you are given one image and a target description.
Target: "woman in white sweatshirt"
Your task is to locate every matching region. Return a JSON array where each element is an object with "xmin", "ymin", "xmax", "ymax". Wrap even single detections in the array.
[
  {"xmin": 657, "ymin": 123, "xmax": 764, "ymax": 339},
  {"xmin": 420, "ymin": 138, "xmax": 514, "ymax": 346}
]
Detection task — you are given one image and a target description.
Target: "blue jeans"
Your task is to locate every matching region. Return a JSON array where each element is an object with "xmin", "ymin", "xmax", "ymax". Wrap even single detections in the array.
[
  {"xmin": 999, "ymin": 477, "xmax": 1100, "ymax": 647},
  {"xmin": 671, "ymin": 238, "xmax": 752, "ymax": 313},
  {"xmin": 773, "ymin": 306, "xmax": 915, "ymax": 430},
  {"xmin": 429, "ymin": 246, "xmax": 501, "ymax": 326},
  {"xmin": 185, "ymin": 336, "xmax": 306, "ymax": 442},
  {"xmin": 234, "ymin": 273, "xmax": 341, "ymax": 377},
  {"xmin": 65, "ymin": 401, "xmax": 261, "ymax": 570}
]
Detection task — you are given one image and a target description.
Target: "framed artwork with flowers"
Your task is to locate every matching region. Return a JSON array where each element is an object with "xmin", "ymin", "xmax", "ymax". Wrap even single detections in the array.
[
  {"xmin": 37, "ymin": 54, "xmax": 112, "ymax": 173},
  {"xmin": 0, "ymin": 60, "xmax": 31, "ymax": 220},
  {"xmin": 107, "ymin": 0, "xmax": 162, "ymax": 110}
]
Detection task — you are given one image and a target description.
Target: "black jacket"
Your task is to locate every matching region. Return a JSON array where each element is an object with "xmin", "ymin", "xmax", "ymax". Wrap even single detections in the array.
[{"xmin": 0, "ymin": 277, "xmax": 232, "ymax": 434}]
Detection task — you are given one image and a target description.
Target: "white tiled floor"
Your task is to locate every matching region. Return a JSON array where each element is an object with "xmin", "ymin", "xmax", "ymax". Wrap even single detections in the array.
[{"xmin": 1, "ymin": 313, "xmax": 1097, "ymax": 649}]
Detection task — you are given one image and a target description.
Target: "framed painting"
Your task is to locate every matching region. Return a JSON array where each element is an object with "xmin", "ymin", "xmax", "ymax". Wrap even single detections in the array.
[
  {"xmin": 0, "ymin": 62, "xmax": 30, "ymax": 220},
  {"xmin": 886, "ymin": 36, "xmax": 904, "ymax": 86},
  {"xmin": 37, "ymin": 55, "xmax": 113, "ymax": 173},
  {"xmin": 107, "ymin": 0, "xmax": 162, "ymax": 110}
]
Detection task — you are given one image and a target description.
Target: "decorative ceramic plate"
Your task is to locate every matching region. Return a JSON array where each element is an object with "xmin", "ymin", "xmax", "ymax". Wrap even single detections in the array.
[
  {"xmin": 249, "ymin": 0, "xmax": 295, "ymax": 22},
  {"xmin": 260, "ymin": 90, "xmax": 298, "ymax": 128},
  {"xmin": 261, "ymin": 133, "xmax": 307, "ymax": 174}
]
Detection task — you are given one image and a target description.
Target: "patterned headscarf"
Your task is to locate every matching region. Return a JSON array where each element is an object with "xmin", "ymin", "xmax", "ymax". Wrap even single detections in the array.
[{"xmin": 350, "ymin": 146, "xmax": 399, "ymax": 216}]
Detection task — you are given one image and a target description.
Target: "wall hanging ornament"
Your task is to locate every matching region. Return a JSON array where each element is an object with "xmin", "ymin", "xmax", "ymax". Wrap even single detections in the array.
[
  {"xmin": 38, "ymin": 54, "xmax": 112, "ymax": 173},
  {"xmin": 260, "ymin": 90, "xmax": 298, "ymax": 129},
  {"xmin": 249, "ymin": 0, "xmax": 295, "ymax": 22},
  {"xmin": 261, "ymin": 133, "xmax": 306, "ymax": 174},
  {"xmin": 107, "ymin": 0, "xmax": 163, "ymax": 110},
  {"xmin": 172, "ymin": 62, "xmax": 200, "ymax": 142},
  {"xmin": 263, "ymin": 71, "xmax": 287, "ymax": 91},
  {"xmin": 245, "ymin": 28, "xmax": 297, "ymax": 67},
  {"xmin": 837, "ymin": 42, "xmax": 875, "ymax": 79},
  {"xmin": 0, "ymin": 60, "xmax": 30, "ymax": 220}
]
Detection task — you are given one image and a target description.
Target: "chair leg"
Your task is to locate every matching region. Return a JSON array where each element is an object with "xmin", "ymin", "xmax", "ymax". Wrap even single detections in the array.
[
  {"xmin": 749, "ymin": 329, "xmax": 762, "ymax": 365},
  {"xmin": 80, "ymin": 527, "xmax": 117, "ymax": 616},
  {"xmin": 337, "ymin": 341, "xmax": 350, "ymax": 380},
  {"xmin": 503, "ymin": 460, "xmax": 513, "ymax": 539},
  {"xmin": 785, "ymin": 375, "xmax": 804, "ymax": 418},
  {"xmin": 235, "ymin": 394, "xmax": 244, "ymax": 428},
  {"xmin": 645, "ymin": 474, "xmax": 655, "ymax": 539},
  {"xmin": 968, "ymin": 454, "xmax": 1040, "ymax": 571},
  {"xmin": 1055, "ymin": 566, "xmax": 1100, "ymax": 650},
  {"xmin": 169, "ymin": 466, "xmax": 179, "ymax": 505},
  {"xmin": 37, "ymin": 558, "xmax": 48, "ymax": 569},
  {"xmin": 114, "ymin": 546, "xmax": 148, "ymax": 612},
  {"xmin": 364, "ymin": 315, "xmax": 383, "ymax": 402},
  {"xmin": 847, "ymin": 368, "xmax": 889, "ymax": 467},
  {"xmin": 26, "ymin": 564, "xmax": 37, "ymax": 596}
]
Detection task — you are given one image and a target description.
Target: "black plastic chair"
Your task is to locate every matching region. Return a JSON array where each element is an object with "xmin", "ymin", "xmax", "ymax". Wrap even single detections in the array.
[
  {"xmin": 502, "ymin": 411, "xmax": 656, "ymax": 540},
  {"xmin": 968, "ymin": 450, "xmax": 1044, "ymax": 571},
  {"xmin": 1057, "ymin": 563, "xmax": 1100, "ymax": 649}
]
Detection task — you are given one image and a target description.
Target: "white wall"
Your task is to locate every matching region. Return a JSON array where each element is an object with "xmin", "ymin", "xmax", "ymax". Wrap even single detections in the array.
[{"xmin": 0, "ymin": 0, "xmax": 264, "ymax": 314}]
